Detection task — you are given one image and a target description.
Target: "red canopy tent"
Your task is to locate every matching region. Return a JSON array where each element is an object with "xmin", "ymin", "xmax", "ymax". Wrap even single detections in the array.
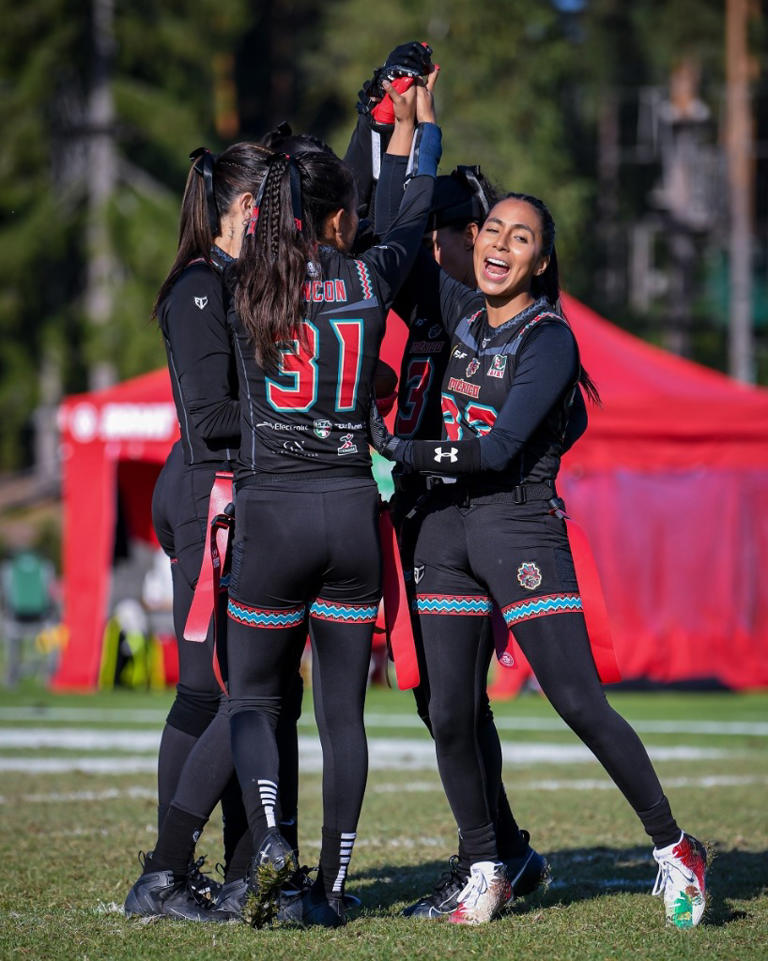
[{"xmin": 53, "ymin": 297, "xmax": 768, "ymax": 690}]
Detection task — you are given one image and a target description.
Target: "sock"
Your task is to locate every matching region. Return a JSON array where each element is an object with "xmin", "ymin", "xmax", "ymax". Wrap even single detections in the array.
[
  {"xmin": 494, "ymin": 785, "xmax": 526, "ymax": 859},
  {"xmin": 225, "ymin": 827, "xmax": 252, "ymax": 882},
  {"xmin": 637, "ymin": 795, "xmax": 681, "ymax": 849},
  {"xmin": 457, "ymin": 822, "xmax": 498, "ymax": 865},
  {"xmin": 148, "ymin": 804, "xmax": 207, "ymax": 879},
  {"xmin": 279, "ymin": 816, "xmax": 299, "ymax": 860},
  {"xmin": 319, "ymin": 828, "xmax": 356, "ymax": 900}
]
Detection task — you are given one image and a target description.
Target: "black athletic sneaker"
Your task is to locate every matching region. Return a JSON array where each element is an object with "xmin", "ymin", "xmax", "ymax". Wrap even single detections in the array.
[
  {"xmin": 402, "ymin": 856, "xmax": 468, "ymax": 919},
  {"xmin": 280, "ymin": 864, "xmax": 362, "ymax": 909},
  {"xmin": 212, "ymin": 876, "xmax": 249, "ymax": 920},
  {"xmin": 503, "ymin": 830, "xmax": 549, "ymax": 898},
  {"xmin": 243, "ymin": 829, "xmax": 297, "ymax": 929},
  {"xmin": 186, "ymin": 855, "xmax": 223, "ymax": 904},
  {"xmin": 277, "ymin": 884, "xmax": 345, "ymax": 928},
  {"xmin": 124, "ymin": 868, "xmax": 232, "ymax": 921}
]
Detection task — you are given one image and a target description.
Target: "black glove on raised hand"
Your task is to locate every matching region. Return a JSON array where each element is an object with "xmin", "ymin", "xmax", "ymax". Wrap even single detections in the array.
[{"xmin": 356, "ymin": 41, "xmax": 434, "ymax": 130}]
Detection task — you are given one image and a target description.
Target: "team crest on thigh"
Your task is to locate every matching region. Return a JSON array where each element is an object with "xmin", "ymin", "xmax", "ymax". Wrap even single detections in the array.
[
  {"xmin": 465, "ymin": 358, "xmax": 480, "ymax": 378},
  {"xmin": 488, "ymin": 354, "xmax": 507, "ymax": 378},
  {"xmin": 413, "ymin": 564, "xmax": 425, "ymax": 584},
  {"xmin": 517, "ymin": 561, "xmax": 542, "ymax": 590}
]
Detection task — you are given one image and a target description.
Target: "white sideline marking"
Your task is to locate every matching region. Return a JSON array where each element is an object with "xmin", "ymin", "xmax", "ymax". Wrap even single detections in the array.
[
  {"xmin": 2, "ymin": 773, "xmax": 764, "ymax": 805},
  {"xmin": 2, "ymin": 707, "xmax": 767, "ymax": 737},
  {"xmin": 0, "ymin": 729, "xmax": 735, "ymax": 767}
]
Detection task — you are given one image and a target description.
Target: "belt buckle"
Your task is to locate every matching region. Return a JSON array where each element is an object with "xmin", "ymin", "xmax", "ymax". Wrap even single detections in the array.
[
  {"xmin": 512, "ymin": 485, "xmax": 526, "ymax": 505},
  {"xmin": 425, "ymin": 474, "xmax": 458, "ymax": 491}
]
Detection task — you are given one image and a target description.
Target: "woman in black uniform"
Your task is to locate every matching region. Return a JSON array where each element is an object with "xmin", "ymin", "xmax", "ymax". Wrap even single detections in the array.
[
  {"xmin": 225, "ymin": 76, "xmax": 440, "ymax": 928},
  {"xmin": 125, "ymin": 142, "xmax": 291, "ymax": 921},
  {"xmin": 375, "ymin": 163, "xmax": 550, "ymax": 917},
  {"xmin": 371, "ymin": 192, "xmax": 707, "ymax": 927}
]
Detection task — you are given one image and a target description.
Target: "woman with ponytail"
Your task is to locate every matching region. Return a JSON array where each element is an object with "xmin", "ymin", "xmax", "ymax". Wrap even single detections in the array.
[
  {"xmin": 370, "ymin": 192, "xmax": 707, "ymax": 928},
  {"xmin": 125, "ymin": 143, "xmax": 282, "ymax": 922},
  {"xmin": 223, "ymin": 73, "xmax": 441, "ymax": 928}
]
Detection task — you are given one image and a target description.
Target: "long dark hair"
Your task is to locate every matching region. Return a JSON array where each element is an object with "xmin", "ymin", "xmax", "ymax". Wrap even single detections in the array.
[
  {"xmin": 504, "ymin": 191, "xmax": 600, "ymax": 405},
  {"xmin": 232, "ymin": 149, "xmax": 356, "ymax": 371},
  {"xmin": 153, "ymin": 142, "xmax": 272, "ymax": 318}
]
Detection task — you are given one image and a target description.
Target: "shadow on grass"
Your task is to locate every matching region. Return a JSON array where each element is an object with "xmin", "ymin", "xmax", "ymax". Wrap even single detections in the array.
[{"xmin": 348, "ymin": 843, "xmax": 767, "ymax": 927}]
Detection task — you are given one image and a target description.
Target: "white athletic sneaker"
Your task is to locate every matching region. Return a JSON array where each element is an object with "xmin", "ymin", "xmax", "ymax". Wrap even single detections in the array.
[
  {"xmin": 652, "ymin": 832, "xmax": 708, "ymax": 928},
  {"xmin": 448, "ymin": 860, "xmax": 512, "ymax": 925}
]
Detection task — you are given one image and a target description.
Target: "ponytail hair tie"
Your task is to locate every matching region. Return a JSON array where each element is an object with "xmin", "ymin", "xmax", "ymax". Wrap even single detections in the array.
[
  {"xmin": 285, "ymin": 154, "xmax": 303, "ymax": 233},
  {"xmin": 189, "ymin": 147, "xmax": 219, "ymax": 236}
]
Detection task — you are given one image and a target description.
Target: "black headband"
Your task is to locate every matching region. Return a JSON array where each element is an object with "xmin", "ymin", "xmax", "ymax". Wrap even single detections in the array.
[{"xmin": 189, "ymin": 147, "xmax": 220, "ymax": 236}]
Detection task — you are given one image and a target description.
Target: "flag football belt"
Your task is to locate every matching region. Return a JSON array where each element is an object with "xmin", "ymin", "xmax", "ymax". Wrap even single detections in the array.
[
  {"xmin": 378, "ymin": 504, "xmax": 419, "ymax": 690},
  {"xmin": 183, "ymin": 471, "xmax": 234, "ymax": 693}
]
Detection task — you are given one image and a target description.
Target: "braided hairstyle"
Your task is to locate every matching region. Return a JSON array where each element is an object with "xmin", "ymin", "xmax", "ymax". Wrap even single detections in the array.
[
  {"xmin": 504, "ymin": 191, "xmax": 600, "ymax": 404},
  {"xmin": 153, "ymin": 142, "xmax": 271, "ymax": 318},
  {"xmin": 232, "ymin": 149, "xmax": 356, "ymax": 372}
]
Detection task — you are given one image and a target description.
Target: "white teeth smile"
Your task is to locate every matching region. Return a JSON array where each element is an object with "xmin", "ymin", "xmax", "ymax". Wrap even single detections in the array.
[{"xmin": 486, "ymin": 258, "xmax": 508, "ymax": 268}]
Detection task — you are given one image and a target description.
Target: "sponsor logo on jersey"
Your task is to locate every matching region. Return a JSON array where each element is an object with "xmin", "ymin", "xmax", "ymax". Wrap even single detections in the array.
[
  {"xmin": 256, "ymin": 420, "xmax": 308, "ymax": 432},
  {"xmin": 452, "ymin": 347, "xmax": 468, "ymax": 359},
  {"xmin": 410, "ymin": 340, "xmax": 444, "ymax": 354},
  {"xmin": 194, "ymin": 296, "xmax": 208, "ymax": 310},
  {"xmin": 433, "ymin": 446, "xmax": 458, "ymax": 464},
  {"xmin": 517, "ymin": 561, "xmax": 543, "ymax": 590},
  {"xmin": 283, "ymin": 439, "xmax": 305, "ymax": 453},
  {"xmin": 337, "ymin": 433, "xmax": 358, "ymax": 456},
  {"xmin": 488, "ymin": 354, "xmax": 507, "ymax": 378},
  {"xmin": 465, "ymin": 358, "xmax": 480, "ymax": 378},
  {"xmin": 303, "ymin": 279, "xmax": 348, "ymax": 303},
  {"xmin": 313, "ymin": 419, "xmax": 332, "ymax": 439},
  {"xmin": 447, "ymin": 376, "xmax": 481, "ymax": 399},
  {"xmin": 334, "ymin": 421, "xmax": 363, "ymax": 430},
  {"xmin": 413, "ymin": 564, "xmax": 425, "ymax": 584},
  {"xmin": 428, "ymin": 324, "xmax": 443, "ymax": 339}
]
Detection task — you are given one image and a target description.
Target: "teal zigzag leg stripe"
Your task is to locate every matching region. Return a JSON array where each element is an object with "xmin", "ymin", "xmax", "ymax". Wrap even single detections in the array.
[
  {"xmin": 502, "ymin": 593, "xmax": 582, "ymax": 625},
  {"xmin": 227, "ymin": 600, "xmax": 305, "ymax": 629}
]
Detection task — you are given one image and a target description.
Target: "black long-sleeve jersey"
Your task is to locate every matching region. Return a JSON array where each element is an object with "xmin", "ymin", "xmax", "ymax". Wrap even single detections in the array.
[
  {"xmin": 158, "ymin": 248, "xmax": 240, "ymax": 466},
  {"xmin": 373, "ymin": 154, "xmax": 585, "ymax": 482},
  {"xmin": 400, "ymin": 269, "xmax": 582, "ymax": 485},
  {"xmin": 230, "ymin": 139, "xmax": 439, "ymax": 485}
]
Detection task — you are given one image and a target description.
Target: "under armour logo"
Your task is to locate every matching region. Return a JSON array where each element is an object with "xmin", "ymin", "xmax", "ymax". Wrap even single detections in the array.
[
  {"xmin": 194, "ymin": 296, "xmax": 208, "ymax": 310},
  {"xmin": 433, "ymin": 446, "xmax": 458, "ymax": 464}
]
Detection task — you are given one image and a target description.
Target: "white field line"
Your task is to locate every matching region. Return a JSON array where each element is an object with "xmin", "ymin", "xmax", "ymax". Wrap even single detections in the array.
[
  {"xmin": 2, "ymin": 707, "xmax": 767, "ymax": 737},
  {"xmin": 0, "ymin": 729, "xmax": 738, "ymax": 778},
  {"xmin": 2, "ymin": 773, "xmax": 765, "ymax": 806}
]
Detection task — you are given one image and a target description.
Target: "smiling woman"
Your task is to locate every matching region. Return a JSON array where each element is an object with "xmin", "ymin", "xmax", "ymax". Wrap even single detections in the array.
[{"xmin": 370, "ymin": 190, "xmax": 708, "ymax": 927}]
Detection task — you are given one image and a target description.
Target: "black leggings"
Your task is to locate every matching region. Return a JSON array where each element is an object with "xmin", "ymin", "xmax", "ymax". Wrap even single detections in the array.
[
  {"xmin": 227, "ymin": 480, "xmax": 380, "ymax": 853},
  {"xmin": 414, "ymin": 497, "xmax": 674, "ymax": 861}
]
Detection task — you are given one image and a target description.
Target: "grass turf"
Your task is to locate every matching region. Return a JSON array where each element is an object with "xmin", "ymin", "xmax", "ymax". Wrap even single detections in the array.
[{"xmin": 0, "ymin": 683, "xmax": 766, "ymax": 960}]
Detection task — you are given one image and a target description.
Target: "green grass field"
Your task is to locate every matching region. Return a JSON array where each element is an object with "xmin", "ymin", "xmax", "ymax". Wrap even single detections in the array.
[{"xmin": 0, "ymin": 682, "xmax": 766, "ymax": 961}]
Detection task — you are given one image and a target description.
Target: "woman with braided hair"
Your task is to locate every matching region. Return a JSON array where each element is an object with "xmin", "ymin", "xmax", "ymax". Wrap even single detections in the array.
[
  {"xmin": 223, "ymin": 74, "xmax": 441, "ymax": 928},
  {"xmin": 371, "ymin": 191, "xmax": 708, "ymax": 927}
]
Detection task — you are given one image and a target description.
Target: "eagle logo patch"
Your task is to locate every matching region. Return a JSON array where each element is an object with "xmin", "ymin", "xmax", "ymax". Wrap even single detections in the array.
[{"xmin": 517, "ymin": 561, "xmax": 542, "ymax": 590}]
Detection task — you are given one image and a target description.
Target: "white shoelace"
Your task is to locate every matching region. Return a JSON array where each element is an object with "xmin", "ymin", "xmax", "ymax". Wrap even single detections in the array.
[{"xmin": 459, "ymin": 865, "xmax": 491, "ymax": 908}]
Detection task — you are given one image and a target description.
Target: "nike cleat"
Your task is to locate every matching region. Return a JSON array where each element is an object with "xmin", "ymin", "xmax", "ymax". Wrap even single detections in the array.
[{"xmin": 652, "ymin": 832, "xmax": 708, "ymax": 929}]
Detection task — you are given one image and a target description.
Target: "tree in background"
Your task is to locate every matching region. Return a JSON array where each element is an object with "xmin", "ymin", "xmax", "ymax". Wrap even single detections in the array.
[{"xmin": 0, "ymin": 0, "xmax": 248, "ymax": 470}]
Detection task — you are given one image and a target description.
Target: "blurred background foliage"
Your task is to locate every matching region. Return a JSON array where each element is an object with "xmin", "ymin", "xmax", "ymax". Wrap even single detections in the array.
[{"xmin": 0, "ymin": 0, "xmax": 766, "ymax": 472}]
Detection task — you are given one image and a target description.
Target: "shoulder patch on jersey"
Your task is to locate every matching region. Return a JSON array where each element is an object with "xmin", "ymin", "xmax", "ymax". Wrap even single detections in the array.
[{"xmin": 194, "ymin": 296, "xmax": 208, "ymax": 310}]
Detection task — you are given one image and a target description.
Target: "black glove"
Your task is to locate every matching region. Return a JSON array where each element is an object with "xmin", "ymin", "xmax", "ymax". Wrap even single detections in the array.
[
  {"xmin": 368, "ymin": 392, "xmax": 408, "ymax": 462},
  {"xmin": 356, "ymin": 41, "xmax": 434, "ymax": 129},
  {"xmin": 383, "ymin": 41, "xmax": 434, "ymax": 79}
]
